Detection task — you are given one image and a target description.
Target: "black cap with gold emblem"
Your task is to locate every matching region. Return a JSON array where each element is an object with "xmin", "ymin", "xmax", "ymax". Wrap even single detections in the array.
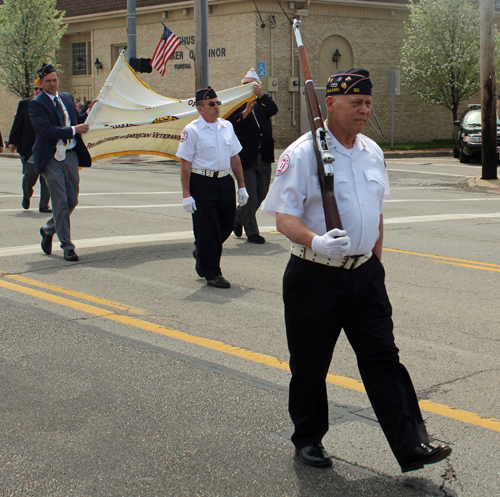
[
  {"xmin": 195, "ymin": 86, "xmax": 217, "ymax": 101},
  {"xmin": 326, "ymin": 68, "xmax": 372, "ymax": 96},
  {"xmin": 38, "ymin": 63, "xmax": 57, "ymax": 80}
]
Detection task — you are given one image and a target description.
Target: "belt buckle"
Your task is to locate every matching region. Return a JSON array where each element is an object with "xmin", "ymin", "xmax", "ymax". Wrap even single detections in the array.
[
  {"xmin": 341, "ymin": 256, "xmax": 357, "ymax": 270},
  {"xmin": 213, "ymin": 171, "xmax": 219, "ymax": 178}
]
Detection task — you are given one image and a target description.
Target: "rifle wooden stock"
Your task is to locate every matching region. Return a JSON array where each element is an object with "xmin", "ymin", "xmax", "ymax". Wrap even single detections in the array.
[{"xmin": 293, "ymin": 19, "xmax": 343, "ymax": 231}]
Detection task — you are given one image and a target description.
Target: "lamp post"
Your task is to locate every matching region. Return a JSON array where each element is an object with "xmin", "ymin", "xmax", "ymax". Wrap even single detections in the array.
[
  {"xmin": 332, "ymin": 49, "xmax": 341, "ymax": 70},
  {"xmin": 93, "ymin": 58, "xmax": 103, "ymax": 75}
]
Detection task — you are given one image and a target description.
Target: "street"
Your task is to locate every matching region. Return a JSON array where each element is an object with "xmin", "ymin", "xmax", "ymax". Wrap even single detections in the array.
[{"xmin": 1, "ymin": 154, "xmax": 499, "ymax": 496}]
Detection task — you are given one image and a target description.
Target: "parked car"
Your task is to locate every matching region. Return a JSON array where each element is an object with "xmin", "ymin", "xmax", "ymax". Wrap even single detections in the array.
[{"xmin": 453, "ymin": 104, "xmax": 500, "ymax": 163}]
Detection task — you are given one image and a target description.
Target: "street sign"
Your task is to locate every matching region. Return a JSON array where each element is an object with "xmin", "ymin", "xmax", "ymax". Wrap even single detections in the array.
[
  {"xmin": 257, "ymin": 62, "xmax": 266, "ymax": 78},
  {"xmin": 388, "ymin": 70, "xmax": 401, "ymax": 150},
  {"xmin": 388, "ymin": 70, "xmax": 401, "ymax": 96}
]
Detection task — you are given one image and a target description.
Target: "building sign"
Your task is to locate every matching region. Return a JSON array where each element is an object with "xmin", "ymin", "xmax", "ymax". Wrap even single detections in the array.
[
  {"xmin": 173, "ymin": 35, "xmax": 226, "ymax": 69},
  {"xmin": 258, "ymin": 62, "xmax": 266, "ymax": 78}
]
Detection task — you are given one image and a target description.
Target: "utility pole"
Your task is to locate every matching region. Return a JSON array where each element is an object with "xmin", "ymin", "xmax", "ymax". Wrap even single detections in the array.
[
  {"xmin": 127, "ymin": 0, "xmax": 137, "ymax": 61},
  {"xmin": 480, "ymin": 0, "xmax": 497, "ymax": 179},
  {"xmin": 194, "ymin": 0, "xmax": 209, "ymax": 92}
]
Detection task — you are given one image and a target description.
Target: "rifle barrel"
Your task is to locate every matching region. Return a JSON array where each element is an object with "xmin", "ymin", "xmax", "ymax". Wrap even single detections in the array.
[{"xmin": 292, "ymin": 18, "xmax": 343, "ymax": 230}]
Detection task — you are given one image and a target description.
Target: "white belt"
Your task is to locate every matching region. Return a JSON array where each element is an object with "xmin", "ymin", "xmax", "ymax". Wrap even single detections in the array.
[
  {"xmin": 291, "ymin": 244, "xmax": 372, "ymax": 270},
  {"xmin": 191, "ymin": 169, "xmax": 230, "ymax": 178}
]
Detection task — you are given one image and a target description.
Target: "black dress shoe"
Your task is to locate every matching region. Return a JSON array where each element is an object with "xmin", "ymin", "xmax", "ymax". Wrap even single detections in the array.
[
  {"xmin": 40, "ymin": 227, "xmax": 53, "ymax": 255},
  {"xmin": 207, "ymin": 275, "xmax": 231, "ymax": 288},
  {"xmin": 401, "ymin": 443, "xmax": 452, "ymax": 473},
  {"xmin": 233, "ymin": 221, "xmax": 243, "ymax": 238},
  {"xmin": 22, "ymin": 198, "xmax": 30, "ymax": 210},
  {"xmin": 248, "ymin": 234, "xmax": 265, "ymax": 244},
  {"xmin": 193, "ymin": 249, "xmax": 204, "ymax": 277},
  {"xmin": 39, "ymin": 207, "xmax": 52, "ymax": 213},
  {"xmin": 296, "ymin": 444, "xmax": 332, "ymax": 467},
  {"xmin": 64, "ymin": 250, "xmax": 79, "ymax": 262}
]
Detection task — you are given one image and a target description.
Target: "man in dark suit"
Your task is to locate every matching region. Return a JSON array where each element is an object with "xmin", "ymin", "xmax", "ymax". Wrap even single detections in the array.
[
  {"xmin": 8, "ymin": 79, "xmax": 51, "ymax": 212},
  {"xmin": 227, "ymin": 68, "xmax": 278, "ymax": 244},
  {"xmin": 29, "ymin": 63, "xmax": 94, "ymax": 261}
]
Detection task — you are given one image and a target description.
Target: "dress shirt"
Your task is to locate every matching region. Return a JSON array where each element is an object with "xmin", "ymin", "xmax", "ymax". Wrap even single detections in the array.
[
  {"xmin": 176, "ymin": 115, "xmax": 242, "ymax": 171},
  {"xmin": 262, "ymin": 128, "xmax": 390, "ymax": 256},
  {"xmin": 43, "ymin": 91, "xmax": 77, "ymax": 149}
]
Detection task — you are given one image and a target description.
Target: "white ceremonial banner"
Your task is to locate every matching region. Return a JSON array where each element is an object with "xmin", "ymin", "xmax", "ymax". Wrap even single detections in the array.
[{"xmin": 83, "ymin": 52, "xmax": 256, "ymax": 161}]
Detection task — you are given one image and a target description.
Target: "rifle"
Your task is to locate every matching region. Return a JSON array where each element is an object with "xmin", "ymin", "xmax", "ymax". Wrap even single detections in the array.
[{"xmin": 292, "ymin": 18, "xmax": 343, "ymax": 231}]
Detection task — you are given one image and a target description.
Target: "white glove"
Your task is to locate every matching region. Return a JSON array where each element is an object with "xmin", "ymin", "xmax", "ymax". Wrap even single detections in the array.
[
  {"xmin": 311, "ymin": 229, "xmax": 351, "ymax": 259},
  {"xmin": 183, "ymin": 196, "xmax": 197, "ymax": 213},
  {"xmin": 237, "ymin": 188, "xmax": 249, "ymax": 207}
]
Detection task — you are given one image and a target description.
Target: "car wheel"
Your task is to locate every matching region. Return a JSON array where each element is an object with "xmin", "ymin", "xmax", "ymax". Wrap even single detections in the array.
[
  {"xmin": 459, "ymin": 147, "xmax": 470, "ymax": 163},
  {"xmin": 453, "ymin": 145, "xmax": 459, "ymax": 158}
]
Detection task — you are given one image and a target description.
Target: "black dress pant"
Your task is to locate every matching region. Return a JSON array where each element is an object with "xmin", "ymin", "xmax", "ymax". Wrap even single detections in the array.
[
  {"xmin": 190, "ymin": 173, "xmax": 236, "ymax": 280},
  {"xmin": 235, "ymin": 154, "xmax": 271, "ymax": 237},
  {"xmin": 283, "ymin": 254, "xmax": 428, "ymax": 465},
  {"xmin": 21, "ymin": 156, "xmax": 50, "ymax": 209}
]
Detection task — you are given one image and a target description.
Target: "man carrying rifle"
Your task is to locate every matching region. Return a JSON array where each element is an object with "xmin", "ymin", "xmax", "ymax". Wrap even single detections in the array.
[{"xmin": 262, "ymin": 68, "xmax": 451, "ymax": 473}]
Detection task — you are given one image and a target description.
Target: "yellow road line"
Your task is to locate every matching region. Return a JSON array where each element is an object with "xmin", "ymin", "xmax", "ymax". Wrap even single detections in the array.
[
  {"xmin": 420, "ymin": 400, "xmax": 500, "ymax": 432},
  {"xmin": 1, "ymin": 276, "xmax": 499, "ymax": 434},
  {"xmin": 437, "ymin": 261, "xmax": 500, "ymax": 273},
  {"xmin": 4, "ymin": 274, "xmax": 147, "ymax": 314},
  {"xmin": 385, "ymin": 248, "xmax": 500, "ymax": 269}
]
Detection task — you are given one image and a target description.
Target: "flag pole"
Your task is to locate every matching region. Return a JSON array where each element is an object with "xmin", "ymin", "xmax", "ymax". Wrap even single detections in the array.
[
  {"xmin": 127, "ymin": 0, "xmax": 136, "ymax": 61},
  {"xmin": 194, "ymin": 0, "xmax": 209, "ymax": 91}
]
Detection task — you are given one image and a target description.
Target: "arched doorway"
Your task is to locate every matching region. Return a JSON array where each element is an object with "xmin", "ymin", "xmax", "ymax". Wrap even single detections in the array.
[
  {"xmin": 318, "ymin": 35, "xmax": 354, "ymax": 85},
  {"xmin": 300, "ymin": 35, "xmax": 354, "ymax": 134}
]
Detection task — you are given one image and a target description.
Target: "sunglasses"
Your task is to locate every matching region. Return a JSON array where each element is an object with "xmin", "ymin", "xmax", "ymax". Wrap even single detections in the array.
[
  {"xmin": 34, "ymin": 87, "xmax": 42, "ymax": 91},
  {"xmin": 205, "ymin": 101, "xmax": 222, "ymax": 107}
]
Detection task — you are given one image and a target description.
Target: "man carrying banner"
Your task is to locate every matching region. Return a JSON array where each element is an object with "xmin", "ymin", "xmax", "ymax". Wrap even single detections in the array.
[
  {"xmin": 227, "ymin": 68, "xmax": 278, "ymax": 244},
  {"xmin": 176, "ymin": 87, "xmax": 248, "ymax": 289},
  {"xmin": 29, "ymin": 63, "xmax": 95, "ymax": 262},
  {"xmin": 262, "ymin": 69, "xmax": 452, "ymax": 472}
]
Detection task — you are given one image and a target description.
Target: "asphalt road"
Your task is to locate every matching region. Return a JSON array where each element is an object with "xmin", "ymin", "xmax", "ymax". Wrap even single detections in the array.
[{"xmin": 1, "ymin": 154, "xmax": 499, "ymax": 496}]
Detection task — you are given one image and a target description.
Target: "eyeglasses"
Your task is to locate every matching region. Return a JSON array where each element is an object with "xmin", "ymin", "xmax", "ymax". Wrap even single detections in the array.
[
  {"xmin": 34, "ymin": 87, "xmax": 42, "ymax": 91},
  {"xmin": 205, "ymin": 101, "xmax": 222, "ymax": 107}
]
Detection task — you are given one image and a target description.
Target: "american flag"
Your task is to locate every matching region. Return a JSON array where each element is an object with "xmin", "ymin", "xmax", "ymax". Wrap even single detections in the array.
[{"xmin": 150, "ymin": 24, "xmax": 182, "ymax": 76}]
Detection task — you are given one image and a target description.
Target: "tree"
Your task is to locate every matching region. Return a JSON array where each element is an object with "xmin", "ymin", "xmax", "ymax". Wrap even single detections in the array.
[
  {"xmin": 0, "ymin": 0, "xmax": 67, "ymax": 99},
  {"xmin": 399, "ymin": 0, "xmax": 497, "ymax": 122}
]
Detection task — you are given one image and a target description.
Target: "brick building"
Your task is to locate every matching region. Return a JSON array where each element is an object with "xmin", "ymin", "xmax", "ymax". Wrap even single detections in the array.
[{"xmin": 0, "ymin": 0, "xmax": 493, "ymax": 149}]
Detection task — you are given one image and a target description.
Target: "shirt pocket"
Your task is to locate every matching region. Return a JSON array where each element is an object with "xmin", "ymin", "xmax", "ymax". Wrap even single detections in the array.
[
  {"xmin": 364, "ymin": 169, "xmax": 385, "ymax": 209},
  {"xmin": 333, "ymin": 171, "xmax": 351, "ymax": 214},
  {"xmin": 195, "ymin": 141, "xmax": 216, "ymax": 161}
]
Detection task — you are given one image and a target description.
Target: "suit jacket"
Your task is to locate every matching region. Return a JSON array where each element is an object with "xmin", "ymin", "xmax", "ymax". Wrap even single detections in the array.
[
  {"xmin": 29, "ymin": 91, "xmax": 91, "ymax": 174},
  {"xmin": 8, "ymin": 98, "xmax": 36, "ymax": 159},
  {"xmin": 227, "ymin": 93, "xmax": 278, "ymax": 169}
]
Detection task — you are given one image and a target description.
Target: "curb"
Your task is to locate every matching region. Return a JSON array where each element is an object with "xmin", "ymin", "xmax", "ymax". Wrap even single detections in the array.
[
  {"xmin": 383, "ymin": 150, "xmax": 453, "ymax": 159},
  {"xmin": 274, "ymin": 149, "xmax": 454, "ymax": 161},
  {"xmin": 467, "ymin": 175, "xmax": 500, "ymax": 191}
]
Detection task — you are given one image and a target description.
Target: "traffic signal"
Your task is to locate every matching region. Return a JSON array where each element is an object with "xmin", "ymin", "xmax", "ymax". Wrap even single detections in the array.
[{"xmin": 129, "ymin": 57, "xmax": 152, "ymax": 74}]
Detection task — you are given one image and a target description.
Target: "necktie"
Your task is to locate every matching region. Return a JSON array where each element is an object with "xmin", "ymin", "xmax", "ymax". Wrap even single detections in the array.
[{"xmin": 54, "ymin": 96, "xmax": 66, "ymax": 127}]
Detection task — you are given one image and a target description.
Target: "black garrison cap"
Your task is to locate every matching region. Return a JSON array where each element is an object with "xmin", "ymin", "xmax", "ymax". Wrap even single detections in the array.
[
  {"xmin": 38, "ymin": 63, "xmax": 56, "ymax": 79},
  {"xmin": 196, "ymin": 86, "xmax": 217, "ymax": 101},
  {"xmin": 326, "ymin": 68, "xmax": 372, "ymax": 96}
]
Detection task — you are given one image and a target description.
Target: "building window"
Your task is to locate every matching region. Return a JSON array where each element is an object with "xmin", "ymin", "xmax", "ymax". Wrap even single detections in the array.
[
  {"xmin": 72, "ymin": 42, "xmax": 91, "ymax": 76},
  {"xmin": 111, "ymin": 44, "xmax": 127, "ymax": 67}
]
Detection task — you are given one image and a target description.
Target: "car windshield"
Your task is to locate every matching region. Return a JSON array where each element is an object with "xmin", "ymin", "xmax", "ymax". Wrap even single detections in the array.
[
  {"xmin": 463, "ymin": 110, "xmax": 500, "ymax": 126},
  {"xmin": 464, "ymin": 111, "xmax": 481, "ymax": 126}
]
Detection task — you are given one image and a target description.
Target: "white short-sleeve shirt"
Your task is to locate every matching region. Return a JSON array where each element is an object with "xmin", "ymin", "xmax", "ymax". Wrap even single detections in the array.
[
  {"xmin": 176, "ymin": 115, "xmax": 242, "ymax": 171},
  {"xmin": 262, "ymin": 128, "xmax": 390, "ymax": 255}
]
